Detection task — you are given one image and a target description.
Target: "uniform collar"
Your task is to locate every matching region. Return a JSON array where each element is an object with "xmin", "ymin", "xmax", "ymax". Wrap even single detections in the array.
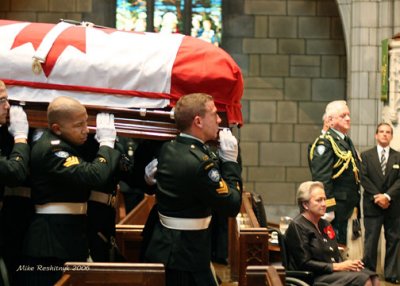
[
  {"xmin": 330, "ymin": 128, "xmax": 346, "ymax": 140},
  {"xmin": 179, "ymin": 133, "xmax": 204, "ymax": 144}
]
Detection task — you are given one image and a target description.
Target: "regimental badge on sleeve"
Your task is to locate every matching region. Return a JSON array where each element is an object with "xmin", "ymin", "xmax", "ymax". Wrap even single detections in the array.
[
  {"xmin": 208, "ymin": 168, "xmax": 221, "ymax": 182},
  {"xmin": 54, "ymin": 151, "xmax": 69, "ymax": 158},
  {"xmin": 98, "ymin": 157, "xmax": 107, "ymax": 163},
  {"xmin": 316, "ymin": 145, "xmax": 326, "ymax": 155}
]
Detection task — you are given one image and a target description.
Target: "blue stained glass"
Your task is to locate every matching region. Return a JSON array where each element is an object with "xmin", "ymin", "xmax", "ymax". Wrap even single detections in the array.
[
  {"xmin": 116, "ymin": 0, "xmax": 147, "ymax": 31},
  {"xmin": 115, "ymin": 0, "xmax": 222, "ymax": 45}
]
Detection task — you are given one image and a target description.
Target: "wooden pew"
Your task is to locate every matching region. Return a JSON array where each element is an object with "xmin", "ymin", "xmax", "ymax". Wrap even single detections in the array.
[
  {"xmin": 246, "ymin": 265, "xmax": 285, "ymax": 286},
  {"xmin": 229, "ymin": 192, "xmax": 269, "ymax": 286},
  {"xmin": 54, "ymin": 262, "xmax": 165, "ymax": 286},
  {"xmin": 115, "ymin": 195, "xmax": 156, "ymax": 262}
]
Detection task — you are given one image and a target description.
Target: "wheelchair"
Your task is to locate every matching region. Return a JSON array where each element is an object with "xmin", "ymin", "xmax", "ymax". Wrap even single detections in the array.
[{"xmin": 267, "ymin": 227, "xmax": 314, "ymax": 286}]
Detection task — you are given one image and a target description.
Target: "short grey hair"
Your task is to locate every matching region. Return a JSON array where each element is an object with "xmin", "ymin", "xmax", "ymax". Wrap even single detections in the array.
[
  {"xmin": 297, "ymin": 181, "xmax": 324, "ymax": 213},
  {"xmin": 325, "ymin": 100, "xmax": 347, "ymax": 118}
]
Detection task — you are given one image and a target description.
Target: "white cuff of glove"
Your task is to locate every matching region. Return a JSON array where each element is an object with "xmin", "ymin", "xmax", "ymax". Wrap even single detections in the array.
[{"xmin": 99, "ymin": 141, "xmax": 115, "ymax": 149}]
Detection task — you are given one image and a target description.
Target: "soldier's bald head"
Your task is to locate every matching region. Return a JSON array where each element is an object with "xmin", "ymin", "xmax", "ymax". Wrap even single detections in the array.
[
  {"xmin": 47, "ymin": 96, "xmax": 86, "ymax": 127},
  {"xmin": 0, "ymin": 80, "xmax": 6, "ymax": 96}
]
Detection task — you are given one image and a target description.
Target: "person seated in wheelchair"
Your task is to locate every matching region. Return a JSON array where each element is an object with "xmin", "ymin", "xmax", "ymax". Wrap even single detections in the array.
[{"xmin": 285, "ymin": 181, "xmax": 380, "ymax": 286}]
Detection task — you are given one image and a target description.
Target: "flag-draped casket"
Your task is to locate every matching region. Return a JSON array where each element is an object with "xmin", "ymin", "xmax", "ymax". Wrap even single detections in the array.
[{"xmin": 0, "ymin": 19, "xmax": 243, "ymax": 139}]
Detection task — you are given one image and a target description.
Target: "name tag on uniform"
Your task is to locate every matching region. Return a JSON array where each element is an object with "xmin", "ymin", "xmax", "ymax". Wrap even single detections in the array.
[{"xmin": 393, "ymin": 164, "xmax": 399, "ymax": 169}]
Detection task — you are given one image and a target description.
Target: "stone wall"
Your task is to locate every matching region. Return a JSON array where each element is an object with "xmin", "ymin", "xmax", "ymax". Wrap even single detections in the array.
[
  {"xmin": 223, "ymin": 0, "xmax": 346, "ymax": 220},
  {"xmin": 0, "ymin": 0, "xmax": 115, "ymax": 27}
]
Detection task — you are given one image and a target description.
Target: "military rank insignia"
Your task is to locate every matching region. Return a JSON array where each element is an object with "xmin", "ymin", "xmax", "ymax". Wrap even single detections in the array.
[
  {"xmin": 63, "ymin": 156, "xmax": 79, "ymax": 167},
  {"xmin": 216, "ymin": 179, "xmax": 228, "ymax": 194}
]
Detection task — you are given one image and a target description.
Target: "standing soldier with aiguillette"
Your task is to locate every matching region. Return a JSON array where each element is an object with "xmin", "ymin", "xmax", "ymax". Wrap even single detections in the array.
[{"xmin": 309, "ymin": 100, "xmax": 361, "ymax": 245}]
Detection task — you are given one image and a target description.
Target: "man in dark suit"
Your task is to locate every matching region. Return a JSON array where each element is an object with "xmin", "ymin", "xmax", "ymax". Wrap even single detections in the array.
[
  {"xmin": 309, "ymin": 100, "xmax": 361, "ymax": 245},
  {"xmin": 361, "ymin": 123, "xmax": 400, "ymax": 284}
]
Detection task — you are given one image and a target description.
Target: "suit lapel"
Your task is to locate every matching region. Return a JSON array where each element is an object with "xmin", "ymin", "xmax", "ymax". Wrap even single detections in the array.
[
  {"xmin": 372, "ymin": 149, "xmax": 385, "ymax": 179},
  {"xmin": 385, "ymin": 148, "xmax": 395, "ymax": 177}
]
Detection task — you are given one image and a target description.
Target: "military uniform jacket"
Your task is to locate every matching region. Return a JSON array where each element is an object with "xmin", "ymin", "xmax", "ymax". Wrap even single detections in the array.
[
  {"xmin": 145, "ymin": 135, "xmax": 242, "ymax": 271},
  {"xmin": 0, "ymin": 129, "xmax": 30, "ymax": 253},
  {"xmin": 0, "ymin": 136, "xmax": 29, "ymax": 193},
  {"xmin": 361, "ymin": 147, "xmax": 400, "ymax": 218},
  {"xmin": 309, "ymin": 128, "xmax": 360, "ymax": 221},
  {"xmin": 285, "ymin": 214, "xmax": 342, "ymax": 276},
  {"xmin": 24, "ymin": 130, "xmax": 121, "ymax": 260}
]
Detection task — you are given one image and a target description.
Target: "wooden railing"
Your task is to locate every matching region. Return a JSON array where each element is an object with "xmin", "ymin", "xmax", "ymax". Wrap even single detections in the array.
[{"xmin": 54, "ymin": 262, "xmax": 165, "ymax": 286}]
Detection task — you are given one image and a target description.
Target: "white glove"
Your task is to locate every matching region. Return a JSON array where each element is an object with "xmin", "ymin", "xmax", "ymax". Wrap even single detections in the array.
[
  {"xmin": 95, "ymin": 113, "xmax": 116, "ymax": 148},
  {"xmin": 322, "ymin": 211, "xmax": 335, "ymax": 222},
  {"xmin": 144, "ymin": 158, "xmax": 158, "ymax": 186},
  {"xmin": 8, "ymin": 106, "xmax": 29, "ymax": 140},
  {"xmin": 218, "ymin": 128, "xmax": 238, "ymax": 162}
]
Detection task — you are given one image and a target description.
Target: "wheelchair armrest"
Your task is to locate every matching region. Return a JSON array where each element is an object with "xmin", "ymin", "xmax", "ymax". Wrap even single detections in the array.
[{"xmin": 286, "ymin": 270, "xmax": 314, "ymax": 285}]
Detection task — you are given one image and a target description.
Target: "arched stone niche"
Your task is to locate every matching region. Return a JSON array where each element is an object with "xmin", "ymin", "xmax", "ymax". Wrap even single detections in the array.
[{"xmin": 382, "ymin": 36, "xmax": 400, "ymax": 149}]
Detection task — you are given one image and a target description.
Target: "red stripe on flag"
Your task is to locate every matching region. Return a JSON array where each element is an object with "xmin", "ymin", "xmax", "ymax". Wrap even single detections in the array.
[{"xmin": 2, "ymin": 79, "xmax": 172, "ymax": 100}]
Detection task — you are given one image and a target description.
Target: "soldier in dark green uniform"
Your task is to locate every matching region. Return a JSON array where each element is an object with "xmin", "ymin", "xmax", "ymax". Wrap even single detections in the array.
[
  {"xmin": 144, "ymin": 93, "xmax": 242, "ymax": 286},
  {"xmin": 0, "ymin": 80, "xmax": 30, "ymax": 286},
  {"xmin": 309, "ymin": 100, "xmax": 361, "ymax": 245},
  {"xmin": 83, "ymin": 134, "xmax": 130, "ymax": 263},
  {"xmin": 21, "ymin": 96, "xmax": 121, "ymax": 286}
]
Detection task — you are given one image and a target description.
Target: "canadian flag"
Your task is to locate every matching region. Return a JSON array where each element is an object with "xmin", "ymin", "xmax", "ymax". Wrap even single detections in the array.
[{"xmin": 0, "ymin": 20, "xmax": 243, "ymax": 126}]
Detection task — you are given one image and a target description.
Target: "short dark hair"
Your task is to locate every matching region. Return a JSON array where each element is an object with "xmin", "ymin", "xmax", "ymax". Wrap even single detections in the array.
[{"xmin": 375, "ymin": 122, "xmax": 393, "ymax": 134}]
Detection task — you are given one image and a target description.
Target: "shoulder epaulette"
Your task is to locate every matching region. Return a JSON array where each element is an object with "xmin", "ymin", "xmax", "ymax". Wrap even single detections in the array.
[{"xmin": 189, "ymin": 144, "xmax": 210, "ymax": 162}]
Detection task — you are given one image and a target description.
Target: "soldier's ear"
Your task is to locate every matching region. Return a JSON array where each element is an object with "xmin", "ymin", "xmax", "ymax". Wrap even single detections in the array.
[
  {"xmin": 51, "ymin": 123, "xmax": 62, "ymax": 136},
  {"xmin": 193, "ymin": 115, "xmax": 202, "ymax": 128}
]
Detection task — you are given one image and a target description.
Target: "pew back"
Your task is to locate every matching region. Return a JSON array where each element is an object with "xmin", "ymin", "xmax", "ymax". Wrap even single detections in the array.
[
  {"xmin": 115, "ymin": 195, "xmax": 156, "ymax": 262},
  {"xmin": 229, "ymin": 192, "xmax": 269, "ymax": 286},
  {"xmin": 246, "ymin": 265, "xmax": 285, "ymax": 286}
]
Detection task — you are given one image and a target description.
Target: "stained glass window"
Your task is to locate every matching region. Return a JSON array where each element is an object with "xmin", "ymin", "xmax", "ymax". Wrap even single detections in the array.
[
  {"xmin": 116, "ymin": 0, "xmax": 147, "ymax": 32},
  {"xmin": 116, "ymin": 0, "xmax": 222, "ymax": 46}
]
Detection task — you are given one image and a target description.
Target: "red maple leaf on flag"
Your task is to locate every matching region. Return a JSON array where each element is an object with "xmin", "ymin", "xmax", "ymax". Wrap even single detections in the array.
[{"xmin": 10, "ymin": 23, "xmax": 86, "ymax": 77}]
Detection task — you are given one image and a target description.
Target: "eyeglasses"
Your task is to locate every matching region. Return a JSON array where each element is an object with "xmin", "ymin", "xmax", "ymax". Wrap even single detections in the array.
[{"xmin": 0, "ymin": 97, "xmax": 9, "ymax": 105}]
